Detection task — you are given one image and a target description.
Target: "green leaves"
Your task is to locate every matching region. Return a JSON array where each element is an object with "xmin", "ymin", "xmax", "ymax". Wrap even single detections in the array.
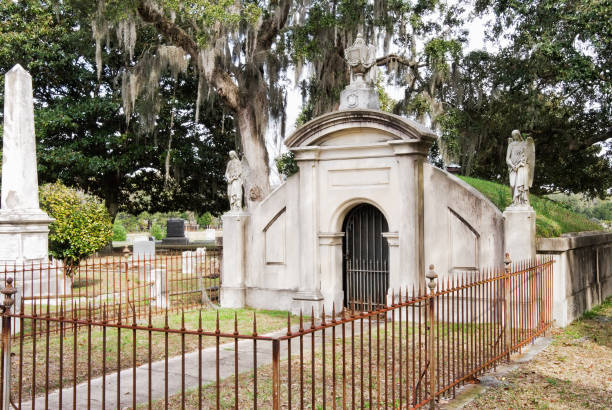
[
  {"xmin": 275, "ymin": 152, "xmax": 299, "ymax": 178},
  {"xmin": 447, "ymin": 0, "xmax": 612, "ymax": 198},
  {"xmin": 40, "ymin": 182, "xmax": 113, "ymax": 266}
]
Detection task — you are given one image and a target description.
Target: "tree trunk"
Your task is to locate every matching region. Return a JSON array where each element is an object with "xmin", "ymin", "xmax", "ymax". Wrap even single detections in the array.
[{"xmin": 236, "ymin": 106, "xmax": 270, "ymax": 209}]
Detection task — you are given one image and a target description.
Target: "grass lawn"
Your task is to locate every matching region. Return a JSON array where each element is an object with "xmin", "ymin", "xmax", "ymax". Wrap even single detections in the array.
[
  {"xmin": 459, "ymin": 176, "xmax": 604, "ymax": 237},
  {"xmin": 465, "ymin": 297, "xmax": 612, "ymax": 409},
  {"xmin": 12, "ymin": 307, "xmax": 298, "ymax": 403}
]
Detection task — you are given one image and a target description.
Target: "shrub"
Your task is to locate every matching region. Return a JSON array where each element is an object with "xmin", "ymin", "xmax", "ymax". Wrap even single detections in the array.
[
  {"xmin": 197, "ymin": 211, "xmax": 213, "ymax": 228},
  {"xmin": 114, "ymin": 212, "xmax": 140, "ymax": 232},
  {"xmin": 150, "ymin": 224, "xmax": 166, "ymax": 240},
  {"xmin": 275, "ymin": 152, "xmax": 299, "ymax": 178},
  {"xmin": 112, "ymin": 223, "xmax": 127, "ymax": 241},
  {"xmin": 39, "ymin": 182, "xmax": 112, "ymax": 271}
]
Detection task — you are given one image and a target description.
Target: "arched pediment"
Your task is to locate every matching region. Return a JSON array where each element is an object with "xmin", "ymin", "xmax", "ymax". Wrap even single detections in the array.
[{"xmin": 285, "ymin": 109, "xmax": 437, "ymax": 149}]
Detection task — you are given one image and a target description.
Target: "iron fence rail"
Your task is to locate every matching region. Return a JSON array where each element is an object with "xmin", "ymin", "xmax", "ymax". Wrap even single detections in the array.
[{"xmin": 0, "ymin": 256, "xmax": 553, "ymax": 409}]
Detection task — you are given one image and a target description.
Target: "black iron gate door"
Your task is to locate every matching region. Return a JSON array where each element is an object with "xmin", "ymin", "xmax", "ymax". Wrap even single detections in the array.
[{"xmin": 342, "ymin": 203, "xmax": 389, "ymax": 311}]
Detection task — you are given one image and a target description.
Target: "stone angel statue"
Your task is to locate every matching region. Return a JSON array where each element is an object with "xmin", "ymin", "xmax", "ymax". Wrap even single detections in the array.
[
  {"xmin": 506, "ymin": 130, "xmax": 535, "ymax": 206},
  {"xmin": 225, "ymin": 151, "xmax": 243, "ymax": 212}
]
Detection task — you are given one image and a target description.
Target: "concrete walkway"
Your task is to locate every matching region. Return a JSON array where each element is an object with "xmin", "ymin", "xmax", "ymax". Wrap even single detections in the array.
[{"xmin": 22, "ymin": 321, "xmax": 361, "ymax": 409}]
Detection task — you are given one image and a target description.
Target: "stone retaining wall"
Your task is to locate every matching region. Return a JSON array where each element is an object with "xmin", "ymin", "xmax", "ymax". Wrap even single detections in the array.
[{"xmin": 537, "ymin": 231, "xmax": 612, "ymax": 327}]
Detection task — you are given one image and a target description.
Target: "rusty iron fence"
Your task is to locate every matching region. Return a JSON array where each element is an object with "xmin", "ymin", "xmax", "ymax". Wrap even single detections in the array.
[
  {"xmin": 0, "ymin": 248, "xmax": 222, "ymax": 339},
  {"xmin": 0, "ymin": 255, "xmax": 553, "ymax": 409}
]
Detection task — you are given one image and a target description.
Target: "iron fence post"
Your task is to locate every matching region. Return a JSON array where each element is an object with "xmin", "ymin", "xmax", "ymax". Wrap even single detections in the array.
[
  {"xmin": 1, "ymin": 278, "xmax": 17, "ymax": 410},
  {"xmin": 272, "ymin": 339, "xmax": 280, "ymax": 410},
  {"xmin": 426, "ymin": 265, "xmax": 437, "ymax": 409},
  {"xmin": 504, "ymin": 253, "xmax": 512, "ymax": 360}
]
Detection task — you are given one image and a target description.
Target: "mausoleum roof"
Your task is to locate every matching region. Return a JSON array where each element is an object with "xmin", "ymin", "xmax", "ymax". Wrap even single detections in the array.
[{"xmin": 284, "ymin": 109, "xmax": 437, "ymax": 148}]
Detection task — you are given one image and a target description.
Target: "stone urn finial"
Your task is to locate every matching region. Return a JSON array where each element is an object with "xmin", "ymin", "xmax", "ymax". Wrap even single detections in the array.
[{"xmin": 339, "ymin": 33, "xmax": 380, "ymax": 110}]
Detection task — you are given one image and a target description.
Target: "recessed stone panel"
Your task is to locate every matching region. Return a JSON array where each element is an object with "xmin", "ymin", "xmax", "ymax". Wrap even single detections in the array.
[
  {"xmin": 264, "ymin": 208, "xmax": 286, "ymax": 265},
  {"xmin": 22, "ymin": 233, "xmax": 47, "ymax": 260},
  {"xmin": 329, "ymin": 168, "xmax": 390, "ymax": 187},
  {"xmin": 0, "ymin": 233, "xmax": 19, "ymax": 259},
  {"xmin": 449, "ymin": 208, "xmax": 479, "ymax": 270}
]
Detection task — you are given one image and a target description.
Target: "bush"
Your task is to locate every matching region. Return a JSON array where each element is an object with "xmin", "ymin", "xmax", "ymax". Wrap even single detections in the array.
[
  {"xmin": 114, "ymin": 212, "xmax": 140, "ymax": 232},
  {"xmin": 112, "ymin": 223, "xmax": 127, "ymax": 241},
  {"xmin": 150, "ymin": 224, "xmax": 166, "ymax": 240},
  {"xmin": 275, "ymin": 152, "xmax": 299, "ymax": 178},
  {"xmin": 197, "ymin": 211, "xmax": 213, "ymax": 228},
  {"xmin": 39, "ymin": 182, "xmax": 112, "ymax": 270}
]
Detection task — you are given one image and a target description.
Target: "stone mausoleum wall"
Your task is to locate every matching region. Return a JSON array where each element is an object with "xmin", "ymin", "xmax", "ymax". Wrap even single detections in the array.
[
  {"xmin": 423, "ymin": 164, "xmax": 505, "ymax": 277},
  {"xmin": 537, "ymin": 232, "xmax": 612, "ymax": 327},
  {"xmin": 221, "ymin": 109, "xmax": 507, "ymax": 315}
]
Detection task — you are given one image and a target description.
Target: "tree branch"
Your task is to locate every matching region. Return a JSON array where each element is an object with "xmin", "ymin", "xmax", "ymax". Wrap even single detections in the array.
[
  {"xmin": 376, "ymin": 54, "xmax": 421, "ymax": 68},
  {"xmin": 136, "ymin": 0, "xmax": 240, "ymax": 112},
  {"xmin": 136, "ymin": 1, "xmax": 199, "ymax": 58},
  {"xmin": 256, "ymin": 0, "xmax": 291, "ymax": 53}
]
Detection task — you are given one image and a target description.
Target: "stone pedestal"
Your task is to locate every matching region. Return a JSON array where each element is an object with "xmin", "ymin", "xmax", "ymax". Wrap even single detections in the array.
[
  {"xmin": 0, "ymin": 212, "xmax": 53, "ymax": 264},
  {"xmin": 339, "ymin": 84, "xmax": 379, "ymax": 110},
  {"xmin": 220, "ymin": 211, "xmax": 249, "ymax": 308},
  {"xmin": 503, "ymin": 206, "xmax": 536, "ymax": 261}
]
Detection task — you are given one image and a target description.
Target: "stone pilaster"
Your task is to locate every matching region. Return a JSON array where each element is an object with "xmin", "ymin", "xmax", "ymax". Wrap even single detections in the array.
[
  {"xmin": 291, "ymin": 149, "xmax": 324, "ymax": 317},
  {"xmin": 318, "ymin": 232, "xmax": 344, "ymax": 313}
]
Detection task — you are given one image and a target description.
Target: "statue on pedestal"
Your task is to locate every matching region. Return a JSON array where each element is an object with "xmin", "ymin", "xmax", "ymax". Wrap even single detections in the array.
[
  {"xmin": 506, "ymin": 130, "xmax": 535, "ymax": 206},
  {"xmin": 225, "ymin": 151, "xmax": 243, "ymax": 212}
]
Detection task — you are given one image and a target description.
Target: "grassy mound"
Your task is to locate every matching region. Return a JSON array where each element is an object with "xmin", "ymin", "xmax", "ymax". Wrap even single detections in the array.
[{"xmin": 459, "ymin": 176, "xmax": 603, "ymax": 238}]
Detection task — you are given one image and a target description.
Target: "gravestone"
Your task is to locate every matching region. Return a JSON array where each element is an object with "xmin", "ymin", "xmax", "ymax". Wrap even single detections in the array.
[
  {"xmin": 182, "ymin": 250, "xmax": 193, "ymax": 274},
  {"xmin": 162, "ymin": 218, "xmax": 188, "ymax": 245},
  {"xmin": 133, "ymin": 238, "xmax": 154, "ymax": 282},
  {"xmin": 182, "ymin": 247, "xmax": 207, "ymax": 275},
  {"xmin": 0, "ymin": 65, "xmax": 68, "ymax": 328},
  {"xmin": 151, "ymin": 268, "xmax": 169, "ymax": 308}
]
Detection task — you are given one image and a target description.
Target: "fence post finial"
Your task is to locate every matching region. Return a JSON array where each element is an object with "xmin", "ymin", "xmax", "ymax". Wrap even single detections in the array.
[
  {"xmin": 426, "ymin": 264, "xmax": 438, "ymax": 292},
  {"xmin": 0, "ymin": 277, "xmax": 17, "ymax": 314},
  {"xmin": 504, "ymin": 252, "xmax": 512, "ymax": 273}
]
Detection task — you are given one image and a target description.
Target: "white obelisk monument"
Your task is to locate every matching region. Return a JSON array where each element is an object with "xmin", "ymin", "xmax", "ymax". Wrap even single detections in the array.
[
  {"xmin": 0, "ymin": 65, "xmax": 66, "ymax": 313},
  {"xmin": 0, "ymin": 64, "xmax": 53, "ymax": 264}
]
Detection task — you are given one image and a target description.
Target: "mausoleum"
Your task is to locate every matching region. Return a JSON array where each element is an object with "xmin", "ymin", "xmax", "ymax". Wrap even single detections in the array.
[{"xmin": 221, "ymin": 37, "xmax": 506, "ymax": 316}]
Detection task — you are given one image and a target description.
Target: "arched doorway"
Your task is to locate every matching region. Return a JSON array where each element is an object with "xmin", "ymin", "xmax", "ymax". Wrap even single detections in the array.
[{"xmin": 342, "ymin": 203, "xmax": 389, "ymax": 310}]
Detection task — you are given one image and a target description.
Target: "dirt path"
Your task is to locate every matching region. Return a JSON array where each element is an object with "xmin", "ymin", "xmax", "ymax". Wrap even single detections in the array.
[{"xmin": 463, "ymin": 297, "xmax": 612, "ymax": 409}]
